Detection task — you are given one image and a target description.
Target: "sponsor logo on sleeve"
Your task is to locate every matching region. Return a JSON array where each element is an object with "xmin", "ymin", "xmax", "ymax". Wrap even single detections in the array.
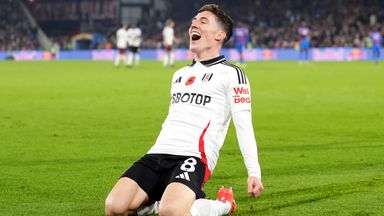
[{"xmin": 232, "ymin": 87, "xmax": 251, "ymax": 103}]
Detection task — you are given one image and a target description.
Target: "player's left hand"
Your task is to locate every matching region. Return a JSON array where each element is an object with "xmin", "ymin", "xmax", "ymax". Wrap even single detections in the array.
[{"xmin": 247, "ymin": 176, "xmax": 263, "ymax": 198}]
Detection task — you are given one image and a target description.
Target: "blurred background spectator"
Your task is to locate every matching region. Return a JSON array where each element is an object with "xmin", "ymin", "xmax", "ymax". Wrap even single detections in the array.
[{"xmin": 0, "ymin": 0, "xmax": 383, "ymax": 51}]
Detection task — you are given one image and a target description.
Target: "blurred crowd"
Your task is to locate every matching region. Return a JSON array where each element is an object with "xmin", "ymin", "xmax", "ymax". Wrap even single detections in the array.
[
  {"xmin": 169, "ymin": 0, "xmax": 384, "ymax": 49},
  {"xmin": 0, "ymin": 0, "xmax": 39, "ymax": 51},
  {"xmin": 245, "ymin": 0, "xmax": 384, "ymax": 48},
  {"xmin": 1, "ymin": 0, "xmax": 383, "ymax": 51}
]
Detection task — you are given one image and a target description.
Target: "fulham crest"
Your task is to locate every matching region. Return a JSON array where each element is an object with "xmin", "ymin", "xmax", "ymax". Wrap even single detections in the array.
[{"xmin": 202, "ymin": 73, "xmax": 213, "ymax": 83}]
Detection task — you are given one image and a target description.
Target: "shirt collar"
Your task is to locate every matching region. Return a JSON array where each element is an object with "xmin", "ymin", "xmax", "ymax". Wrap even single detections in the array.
[{"xmin": 190, "ymin": 55, "xmax": 226, "ymax": 66}]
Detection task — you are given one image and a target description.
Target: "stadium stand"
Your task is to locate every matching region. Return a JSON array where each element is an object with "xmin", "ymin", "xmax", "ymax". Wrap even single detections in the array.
[
  {"xmin": 166, "ymin": 0, "xmax": 384, "ymax": 48},
  {"xmin": 0, "ymin": 0, "xmax": 39, "ymax": 51},
  {"xmin": 1, "ymin": 0, "xmax": 383, "ymax": 51}
]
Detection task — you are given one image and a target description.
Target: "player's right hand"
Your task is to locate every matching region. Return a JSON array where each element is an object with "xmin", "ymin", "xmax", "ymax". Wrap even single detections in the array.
[{"xmin": 247, "ymin": 176, "xmax": 263, "ymax": 198}]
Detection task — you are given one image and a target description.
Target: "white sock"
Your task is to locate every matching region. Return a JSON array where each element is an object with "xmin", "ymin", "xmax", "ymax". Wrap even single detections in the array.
[
  {"xmin": 127, "ymin": 53, "xmax": 133, "ymax": 66},
  {"xmin": 137, "ymin": 201, "xmax": 159, "ymax": 216},
  {"xmin": 122, "ymin": 55, "xmax": 127, "ymax": 65},
  {"xmin": 114, "ymin": 55, "xmax": 121, "ymax": 67},
  {"xmin": 134, "ymin": 53, "xmax": 140, "ymax": 65},
  {"xmin": 169, "ymin": 52, "xmax": 175, "ymax": 66},
  {"xmin": 190, "ymin": 199, "xmax": 231, "ymax": 216},
  {"xmin": 163, "ymin": 54, "xmax": 169, "ymax": 66}
]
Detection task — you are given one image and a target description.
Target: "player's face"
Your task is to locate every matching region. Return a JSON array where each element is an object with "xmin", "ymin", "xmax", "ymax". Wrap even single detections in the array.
[{"xmin": 189, "ymin": 11, "xmax": 225, "ymax": 54}]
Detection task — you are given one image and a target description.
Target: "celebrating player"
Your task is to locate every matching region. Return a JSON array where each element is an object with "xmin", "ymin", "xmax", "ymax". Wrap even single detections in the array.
[
  {"xmin": 105, "ymin": 4, "xmax": 263, "ymax": 216},
  {"xmin": 233, "ymin": 22, "xmax": 250, "ymax": 67},
  {"xmin": 114, "ymin": 24, "xmax": 129, "ymax": 67},
  {"xmin": 369, "ymin": 26, "xmax": 382, "ymax": 64},
  {"xmin": 126, "ymin": 23, "xmax": 142, "ymax": 67},
  {"xmin": 298, "ymin": 22, "xmax": 310, "ymax": 64},
  {"xmin": 162, "ymin": 19, "xmax": 176, "ymax": 67}
]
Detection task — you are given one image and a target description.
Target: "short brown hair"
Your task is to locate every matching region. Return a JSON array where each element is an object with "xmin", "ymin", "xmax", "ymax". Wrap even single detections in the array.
[
  {"xmin": 165, "ymin": 19, "xmax": 174, "ymax": 27},
  {"xmin": 198, "ymin": 4, "xmax": 233, "ymax": 44}
]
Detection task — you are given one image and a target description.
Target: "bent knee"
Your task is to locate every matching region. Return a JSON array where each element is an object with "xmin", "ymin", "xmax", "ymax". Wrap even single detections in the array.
[
  {"xmin": 105, "ymin": 198, "xmax": 129, "ymax": 216},
  {"xmin": 159, "ymin": 204, "xmax": 189, "ymax": 216}
]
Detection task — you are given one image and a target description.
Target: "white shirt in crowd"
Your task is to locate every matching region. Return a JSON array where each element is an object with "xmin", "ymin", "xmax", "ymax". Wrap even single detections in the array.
[
  {"xmin": 127, "ymin": 27, "xmax": 142, "ymax": 47},
  {"xmin": 116, "ymin": 27, "xmax": 128, "ymax": 49},
  {"xmin": 162, "ymin": 26, "xmax": 174, "ymax": 47}
]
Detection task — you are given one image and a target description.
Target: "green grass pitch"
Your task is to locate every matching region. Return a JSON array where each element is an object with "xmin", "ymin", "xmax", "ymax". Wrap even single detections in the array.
[{"xmin": 0, "ymin": 60, "xmax": 383, "ymax": 215}]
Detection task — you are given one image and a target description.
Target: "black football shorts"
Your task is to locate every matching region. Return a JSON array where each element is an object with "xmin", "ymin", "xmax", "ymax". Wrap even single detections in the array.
[
  {"xmin": 121, "ymin": 154, "xmax": 208, "ymax": 202},
  {"xmin": 128, "ymin": 46, "xmax": 139, "ymax": 53}
]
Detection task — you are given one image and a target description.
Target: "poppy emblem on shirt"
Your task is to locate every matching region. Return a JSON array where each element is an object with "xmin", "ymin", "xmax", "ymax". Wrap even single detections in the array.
[
  {"xmin": 185, "ymin": 76, "xmax": 196, "ymax": 86},
  {"xmin": 202, "ymin": 73, "xmax": 213, "ymax": 83}
]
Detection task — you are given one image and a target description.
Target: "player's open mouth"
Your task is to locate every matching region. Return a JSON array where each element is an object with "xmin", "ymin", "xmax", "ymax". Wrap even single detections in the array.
[{"xmin": 191, "ymin": 32, "xmax": 201, "ymax": 41}]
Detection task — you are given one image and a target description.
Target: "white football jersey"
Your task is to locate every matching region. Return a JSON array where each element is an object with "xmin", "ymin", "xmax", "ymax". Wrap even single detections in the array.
[
  {"xmin": 116, "ymin": 27, "xmax": 128, "ymax": 49},
  {"xmin": 127, "ymin": 27, "xmax": 142, "ymax": 47},
  {"xmin": 162, "ymin": 26, "xmax": 174, "ymax": 46},
  {"xmin": 148, "ymin": 56, "xmax": 254, "ymax": 175}
]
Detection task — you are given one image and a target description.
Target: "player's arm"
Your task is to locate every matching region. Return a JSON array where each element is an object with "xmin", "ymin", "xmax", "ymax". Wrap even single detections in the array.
[
  {"xmin": 232, "ymin": 110, "xmax": 263, "ymax": 198},
  {"xmin": 227, "ymin": 67, "xmax": 263, "ymax": 198},
  {"xmin": 136, "ymin": 29, "xmax": 142, "ymax": 44},
  {"xmin": 162, "ymin": 29, "xmax": 167, "ymax": 45},
  {"xmin": 173, "ymin": 36, "xmax": 180, "ymax": 44},
  {"xmin": 172, "ymin": 31, "xmax": 180, "ymax": 45}
]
